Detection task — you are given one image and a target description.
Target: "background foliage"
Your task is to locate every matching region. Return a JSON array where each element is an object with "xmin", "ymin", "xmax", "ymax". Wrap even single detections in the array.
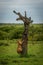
[{"xmin": 0, "ymin": 24, "xmax": 43, "ymax": 40}]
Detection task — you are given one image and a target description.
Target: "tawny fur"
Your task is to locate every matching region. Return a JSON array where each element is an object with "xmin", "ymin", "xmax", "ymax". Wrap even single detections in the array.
[{"xmin": 17, "ymin": 40, "xmax": 22, "ymax": 54}]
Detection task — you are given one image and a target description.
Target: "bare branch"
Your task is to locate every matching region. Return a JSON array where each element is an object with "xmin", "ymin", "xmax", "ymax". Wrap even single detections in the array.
[
  {"xmin": 16, "ymin": 18, "xmax": 21, "ymax": 21},
  {"xmin": 13, "ymin": 10, "xmax": 33, "ymax": 24}
]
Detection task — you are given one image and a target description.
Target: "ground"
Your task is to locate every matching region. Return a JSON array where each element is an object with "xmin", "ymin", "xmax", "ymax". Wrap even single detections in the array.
[{"xmin": 0, "ymin": 40, "xmax": 43, "ymax": 65}]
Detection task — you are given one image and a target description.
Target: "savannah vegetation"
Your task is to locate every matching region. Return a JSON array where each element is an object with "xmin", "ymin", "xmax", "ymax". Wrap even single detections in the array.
[{"xmin": 0, "ymin": 23, "xmax": 43, "ymax": 65}]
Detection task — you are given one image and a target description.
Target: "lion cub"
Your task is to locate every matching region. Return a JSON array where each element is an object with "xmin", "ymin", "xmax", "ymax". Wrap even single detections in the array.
[{"xmin": 17, "ymin": 40, "xmax": 22, "ymax": 54}]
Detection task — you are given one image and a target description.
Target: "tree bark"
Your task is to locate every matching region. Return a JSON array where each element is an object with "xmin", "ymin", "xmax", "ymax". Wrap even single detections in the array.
[{"xmin": 21, "ymin": 23, "xmax": 29, "ymax": 56}]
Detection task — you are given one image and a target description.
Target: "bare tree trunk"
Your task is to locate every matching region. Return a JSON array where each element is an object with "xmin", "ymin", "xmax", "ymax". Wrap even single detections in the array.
[
  {"xmin": 21, "ymin": 23, "xmax": 29, "ymax": 56},
  {"xmin": 21, "ymin": 39, "xmax": 28, "ymax": 56}
]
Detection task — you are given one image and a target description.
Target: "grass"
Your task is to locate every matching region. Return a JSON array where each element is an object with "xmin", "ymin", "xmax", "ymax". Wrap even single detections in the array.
[
  {"xmin": 0, "ymin": 40, "xmax": 43, "ymax": 65},
  {"xmin": 0, "ymin": 23, "xmax": 43, "ymax": 65}
]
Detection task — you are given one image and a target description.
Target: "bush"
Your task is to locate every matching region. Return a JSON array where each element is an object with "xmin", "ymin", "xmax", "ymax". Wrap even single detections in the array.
[
  {"xmin": 0, "ymin": 31, "xmax": 8, "ymax": 40},
  {"xmin": 8, "ymin": 28, "xmax": 23, "ymax": 39},
  {"xmin": 0, "ymin": 24, "xmax": 43, "ymax": 41}
]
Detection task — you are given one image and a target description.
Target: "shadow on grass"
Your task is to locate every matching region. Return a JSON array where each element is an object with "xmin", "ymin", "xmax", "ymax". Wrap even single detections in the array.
[
  {"xmin": 19, "ymin": 54, "xmax": 36, "ymax": 58},
  {"xmin": 0, "ymin": 42, "xmax": 9, "ymax": 46},
  {"xmin": 0, "ymin": 60, "xmax": 8, "ymax": 65}
]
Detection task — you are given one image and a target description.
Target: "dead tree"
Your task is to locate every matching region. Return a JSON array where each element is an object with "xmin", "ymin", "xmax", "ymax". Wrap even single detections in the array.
[{"xmin": 13, "ymin": 10, "xmax": 33, "ymax": 56}]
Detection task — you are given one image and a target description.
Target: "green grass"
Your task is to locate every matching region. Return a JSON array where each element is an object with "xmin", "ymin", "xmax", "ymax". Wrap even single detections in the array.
[
  {"xmin": 0, "ymin": 40, "xmax": 43, "ymax": 65},
  {"xmin": 0, "ymin": 24, "xmax": 43, "ymax": 65}
]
